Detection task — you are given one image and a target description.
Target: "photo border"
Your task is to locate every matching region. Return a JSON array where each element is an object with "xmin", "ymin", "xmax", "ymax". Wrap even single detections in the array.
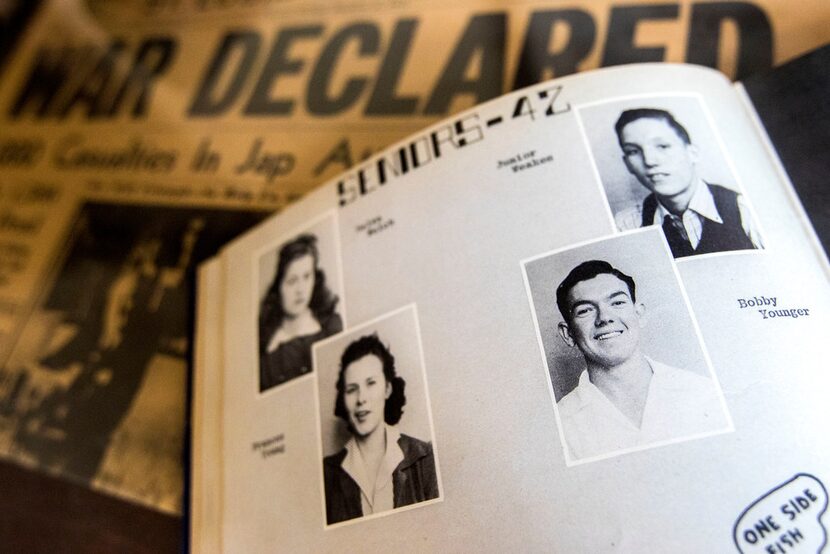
[
  {"xmin": 311, "ymin": 303, "xmax": 444, "ymax": 530},
  {"xmin": 253, "ymin": 208, "xmax": 346, "ymax": 398},
  {"xmin": 520, "ymin": 226, "xmax": 734, "ymax": 466},
  {"xmin": 572, "ymin": 92, "xmax": 768, "ymax": 263}
]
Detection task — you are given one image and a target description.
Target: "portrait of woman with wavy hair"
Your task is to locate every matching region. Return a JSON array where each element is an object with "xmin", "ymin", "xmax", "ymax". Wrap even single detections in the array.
[
  {"xmin": 322, "ymin": 333, "xmax": 439, "ymax": 525},
  {"xmin": 258, "ymin": 234, "xmax": 342, "ymax": 392}
]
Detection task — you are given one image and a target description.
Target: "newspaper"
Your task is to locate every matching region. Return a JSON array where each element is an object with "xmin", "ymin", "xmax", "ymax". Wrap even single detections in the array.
[
  {"xmin": 0, "ymin": 0, "xmax": 828, "ymax": 516},
  {"xmin": 192, "ymin": 63, "xmax": 830, "ymax": 551},
  {"xmin": 3, "ymin": 0, "xmax": 828, "ymax": 199}
]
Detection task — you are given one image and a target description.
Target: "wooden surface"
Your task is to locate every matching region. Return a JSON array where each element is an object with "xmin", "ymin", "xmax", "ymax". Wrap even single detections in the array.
[{"xmin": 0, "ymin": 460, "xmax": 182, "ymax": 553}]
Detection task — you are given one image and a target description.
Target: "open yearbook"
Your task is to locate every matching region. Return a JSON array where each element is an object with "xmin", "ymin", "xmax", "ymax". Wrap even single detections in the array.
[{"xmin": 192, "ymin": 62, "xmax": 829, "ymax": 552}]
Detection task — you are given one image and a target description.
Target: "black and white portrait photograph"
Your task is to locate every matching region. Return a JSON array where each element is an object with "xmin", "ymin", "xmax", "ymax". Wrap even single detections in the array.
[
  {"xmin": 521, "ymin": 228, "xmax": 732, "ymax": 464},
  {"xmin": 313, "ymin": 304, "xmax": 441, "ymax": 527},
  {"xmin": 257, "ymin": 212, "xmax": 344, "ymax": 394},
  {"xmin": 576, "ymin": 95, "xmax": 764, "ymax": 259}
]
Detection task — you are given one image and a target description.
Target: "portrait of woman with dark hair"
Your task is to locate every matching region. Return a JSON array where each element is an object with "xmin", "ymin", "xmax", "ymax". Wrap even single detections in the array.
[
  {"xmin": 258, "ymin": 234, "xmax": 342, "ymax": 392},
  {"xmin": 322, "ymin": 334, "xmax": 439, "ymax": 525}
]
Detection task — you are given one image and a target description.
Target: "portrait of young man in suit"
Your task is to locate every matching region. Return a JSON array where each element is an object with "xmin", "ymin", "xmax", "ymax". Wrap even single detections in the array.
[{"xmin": 612, "ymin": 108, "xmax": 763, "ymax": 258}]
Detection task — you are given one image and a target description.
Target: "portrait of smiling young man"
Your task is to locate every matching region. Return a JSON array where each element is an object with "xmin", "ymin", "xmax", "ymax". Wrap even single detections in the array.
[{"xmin": 550, "ymin": 259, "xmax": 729, "ymax": 461}]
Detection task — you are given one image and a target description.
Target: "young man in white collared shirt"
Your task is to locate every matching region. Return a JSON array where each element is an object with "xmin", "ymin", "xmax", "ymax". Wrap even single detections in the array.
[
  {"xmin": 554, "ymin": 261, "xmax": 728, "ymax": 460},
  {"xmin": 613, "ymin": 108, "xmax": 762, "ymax": 258}
]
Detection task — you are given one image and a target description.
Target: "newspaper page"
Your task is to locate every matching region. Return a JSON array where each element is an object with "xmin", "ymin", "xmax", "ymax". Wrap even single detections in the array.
[
  {"xmin": 1, "ymin": 0, "xmax": 828, "ymax": 517},
  {"xmin": 201, "ymin": 63, "xmax": 830, "ymax": 552},
  {"xmin": 3, "ymin": 0, "xmax": 828, "ymax": 204}
]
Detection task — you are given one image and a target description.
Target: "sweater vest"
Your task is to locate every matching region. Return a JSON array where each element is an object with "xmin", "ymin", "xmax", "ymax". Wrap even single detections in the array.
[{"xmin": 642, "ymin": 184, "xmax": 755, "ymax": 258}]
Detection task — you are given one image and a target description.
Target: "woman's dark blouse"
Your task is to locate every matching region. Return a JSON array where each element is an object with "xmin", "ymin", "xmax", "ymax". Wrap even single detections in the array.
[
  {"xmin": 323, "ymin": 433, "xmax": 439, "ymax": 525},
  {"xmin": 259, "ymin": 313, "xmax": 342, "ymax": 392}
]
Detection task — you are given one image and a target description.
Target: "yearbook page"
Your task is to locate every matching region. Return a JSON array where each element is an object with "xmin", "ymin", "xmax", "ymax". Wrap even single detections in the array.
[{"xmin": 196, "ymin": 63, "xmax": 830, "ymax": 552}]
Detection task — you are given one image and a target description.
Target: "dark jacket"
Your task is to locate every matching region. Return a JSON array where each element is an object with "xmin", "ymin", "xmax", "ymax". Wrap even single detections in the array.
[
  {"xmin": 323, "ymin": 433, "xmax": 439, "ymax": 525},
  {"xmin": 259, "ymin": 313, "xmax": 342, "ymax": 392}
]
